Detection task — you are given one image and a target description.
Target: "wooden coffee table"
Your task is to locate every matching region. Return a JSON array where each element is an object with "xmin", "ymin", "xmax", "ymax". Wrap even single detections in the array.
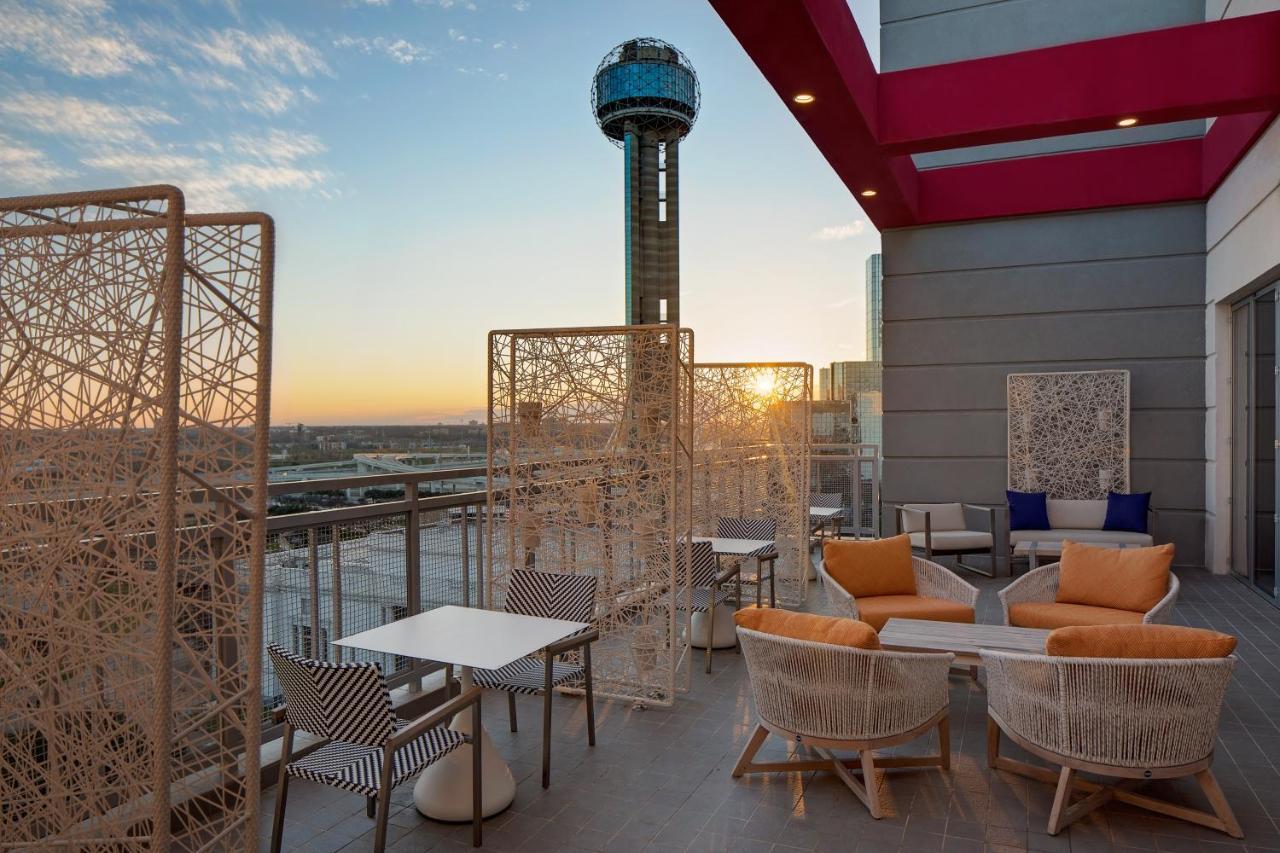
[{"xmin": 878, "ymin": 618, "xmax": 1050, "ymax": 669}]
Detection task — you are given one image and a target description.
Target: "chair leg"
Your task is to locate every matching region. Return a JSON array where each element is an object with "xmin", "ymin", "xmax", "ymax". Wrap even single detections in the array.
[
  {"xmin": 373, "ymin": 748, "xmax": 396, "ymax": 853},
  {"xmin": 542, "ymin": 651, "xmax": 554, "ymax": 788},
  {"xmin": 755, "ymin": 560, "xmax": 762, "ymax": 608},
  {"xmin": 270, "ymin": 723, "xmax": 294, "ymax": 853},
  {"xmin": 1196, "ymin": 768, "xmax": 1244, "ymax": 838},
  {"xmin": 768, "ymin": 557, "xmax": 776, "ymax": 607},
  {"xmin": 1047, "ymin": 766, "xmax": 1075, "ymax": 835},
  {"xmin": 508, "ymin": 690, "xmax": 518, "ymax": 732},
  {"xmin": 365, "ymin": 796, "xmax": 376, "ymax": 819},
  {"xmin": 986, "ymin": 715, "xmax": 1000, "ymax": 768},
  {"xmin": 937, "ymin": 716, "xmax": 951, "ymax": 771},
  {"xmin": 731, "ymin": 724, "xmax": 770, "ymax": 777},
  {"xmin": 704, "ymin": 594, "xmax": 715, "ymax": 674},
  {"xmin": 860, "ymin": 751, "xmax": 881, "ymax": 819},
  {"xmin": 583, "ymin": 643, "xmax": 596, "ymax": 747},
  {"xmin": 472, "ymin": 696, "xmax": 484, "ymax": 847}
]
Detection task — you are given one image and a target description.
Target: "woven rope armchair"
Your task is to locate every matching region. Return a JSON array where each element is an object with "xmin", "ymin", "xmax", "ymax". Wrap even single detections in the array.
[
  {"xmin": 982, "ymin": 649, "xmax": 1241, "ymax": 838},
  {"xmin": 998, "ymin": 562, "xmax": 1180, "ymax": 626},
  {"xmin": 733, "ymin": 627, "xmax": 954, "ymax": 818},
  {"xmin": 818, "ymin": 555, "xmax": 979, "ymax": 622}
]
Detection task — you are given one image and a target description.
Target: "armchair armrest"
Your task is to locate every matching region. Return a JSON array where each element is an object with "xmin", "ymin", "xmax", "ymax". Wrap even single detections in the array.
[
  {"xmin": 996, "ymin": 563, "xmax": 1061, "ymax": 625},
  {"xmin": 911, "ymin": 556, "xmax": 979, "ymax": 607},
  {"xmin": 271, "ymin": 705, "xmax": 288, "ymax": 724},
  {"xmin": 961, "ymin": 504, "xmax": 997, "ymax": 533},
  {"xmin": 1148, "ymin": 506, "xmax": 1160, "ymax": 542},
  {"xmin": 545, "ymin": 627, "xmax": 600, "ymax": 656},
  {"xmin": 1143, "ymin": 571, "xmax": 1180, "ymax": 624},
  {"xmin": 816, "ymin": 560, "xmax": 859, "ymax": 620},
  {"xmin": 895, "ymin": 506, "xmax": 932, "ymax": 550},
  {"xmin": 389, "ymin": 686, "xmax": 482, "ymax": 751}
]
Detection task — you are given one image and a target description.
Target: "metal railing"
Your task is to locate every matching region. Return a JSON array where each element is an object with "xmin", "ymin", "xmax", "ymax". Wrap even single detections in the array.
[
  {"xmin": 260, "ymin": 467, "xmax": 489, "ymax": 740},
  {"xmin": 812, "ymin": 443, "xmax": 881, "ymax": 538}
]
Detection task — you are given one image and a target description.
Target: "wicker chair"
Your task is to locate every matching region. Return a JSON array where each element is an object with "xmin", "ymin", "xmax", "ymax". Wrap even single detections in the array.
[
  {"xmin": 734, "ymin": 626, "xmax": 954, "ymax": 818},
  {"xmin": 818, "ymin": 555, "xmax": 979, "ymax": 630},
  {"xmin": 982, "ymin": 648, "xmax": 1242, "ymax": 838},
  {"xmin": 998, "ymin": 562, "xmax": 1180, "ymax": 627}
]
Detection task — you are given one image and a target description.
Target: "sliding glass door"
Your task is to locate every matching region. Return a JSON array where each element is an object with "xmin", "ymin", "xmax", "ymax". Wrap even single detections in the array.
[{"xmin": 1231, "ymin": 288, "xmax": 1278, "ymax": 600}]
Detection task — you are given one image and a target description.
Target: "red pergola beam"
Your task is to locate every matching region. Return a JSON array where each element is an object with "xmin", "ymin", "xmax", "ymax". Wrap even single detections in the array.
[{"xmin": 878, "ymin": 10, "xmax": 1280, "ymax": 155}]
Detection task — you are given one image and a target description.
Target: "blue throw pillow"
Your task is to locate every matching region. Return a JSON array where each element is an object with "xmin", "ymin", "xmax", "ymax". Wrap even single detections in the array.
[
  {"xmin": 1104, "ymin": 492, "xmax": 1150, "ymax": 533},
  {"xmin": 1007, "ymin": 490, "xmax": 1049, "ymax": 531}
]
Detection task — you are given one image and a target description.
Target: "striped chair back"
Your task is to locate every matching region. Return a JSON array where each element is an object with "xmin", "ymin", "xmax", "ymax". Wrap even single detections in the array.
[
  {"xmin": 716, "ymin": 517, "xmax": 777, "ymax": 541},
  {"xmin": 268, "ymin": 644, "xmax": 397, "ymax": 747},
  {"xmin": 680, "ymin": 540, "xmax": 717, "ymax": 588},
  {"xmin": 504, "ymin": 569, "xmax": 597, "ymax": 623},
  {"xmin": 810, "ymin": 492, "xmax": 842, "ymax": 509}
]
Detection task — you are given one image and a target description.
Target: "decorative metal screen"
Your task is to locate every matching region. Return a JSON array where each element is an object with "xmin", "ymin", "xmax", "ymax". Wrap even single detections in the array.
[
  {"xmin": 487, "ymin": 326, "xmax": 694, "ymax": 706},
  {"xmin": 0, "ymin": 189, "xmax": 270, "ymax": 850},
  {"xmin": 693, "ymin": 363, "xmax": 812, "ymax": 606},
  {"xmin": 1007, "ymin": 370, "xmax": 1129, "ymax": 499}
]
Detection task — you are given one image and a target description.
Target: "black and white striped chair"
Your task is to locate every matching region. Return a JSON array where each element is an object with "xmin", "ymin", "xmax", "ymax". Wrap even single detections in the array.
[
  {"xmin": 472, "ymin": 569, "xmax": 598, "ymax": 788},
  {"xmin": 267, "ymin": 644, "xmax": 483, "ymax": 851},
  {"xmin": 809, "ymin": 492, "xmax": 845, "ymax": 546},
  {"xmin": 677, "ymin": 539, "xmax": 737, "ymax": 673},
  {"xmin": 716, "ymin": 516, "xmax": 779, "ymax": 608}
]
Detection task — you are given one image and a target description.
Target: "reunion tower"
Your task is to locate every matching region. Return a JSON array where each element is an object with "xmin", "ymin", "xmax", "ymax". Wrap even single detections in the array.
[{"xmin": 592, "ymin": 38, "xmax": 700, "ymax": 326}]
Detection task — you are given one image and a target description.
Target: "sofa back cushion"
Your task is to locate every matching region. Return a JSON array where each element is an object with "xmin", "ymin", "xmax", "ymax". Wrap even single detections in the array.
[
  {"xmin": 1046, "ymin": 624, "xmax": 1236, "ymax": 659},
  {"xmin": 899, "ymin": 503, "xmax": 966, "ymax": 533},
  {"xmin": 1055, "ymin": 540, "xmax": 1174, "ymax": 613},
  {"xmin": 823, "ymin": 535, "xmax": 916, "ymax": 598},
  {"xmin": 734, "ymin": 607, "xmax": 881, "ymax": 650},
  {"xmin": 1047, "ymin": 499, "xmax": 1108, "ymax": 531},
  {"xmin": 1103, "ymin": 491, "xmax": 1151, "ymax": 533},
  {"xmin": 1008, "ymin": 490, "xmax": 1049, "ymax": 530}
]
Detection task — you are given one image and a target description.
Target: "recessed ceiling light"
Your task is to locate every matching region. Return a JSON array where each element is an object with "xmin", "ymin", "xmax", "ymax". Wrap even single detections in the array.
[
  {"xmin": 793, "ymin": 93, "xmax": 815, "ymax": 105},
  {"xmin": 1117, "ymin": 117, "xmax": 1139, "ymax": 127},
  {"xmin": 860, "ymin": 189, "xmax": 877, "ymax": 198}
]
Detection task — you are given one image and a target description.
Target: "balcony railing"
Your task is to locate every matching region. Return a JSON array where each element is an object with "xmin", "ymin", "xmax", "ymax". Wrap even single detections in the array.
[{"xmin": 812, "ymin": 443, "xmax": 881, "ymax": 537}]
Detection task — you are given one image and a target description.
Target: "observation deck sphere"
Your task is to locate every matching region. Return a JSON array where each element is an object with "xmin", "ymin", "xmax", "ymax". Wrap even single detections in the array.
[{"xmin": 592, "ymin": 37, "xmax": 701, "ymax": 148}]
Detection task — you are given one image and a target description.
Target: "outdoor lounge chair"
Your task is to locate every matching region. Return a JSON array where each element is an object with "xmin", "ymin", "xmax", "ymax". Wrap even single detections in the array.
[
  {"xmin": 267, "ymin": 644, "xmax": 483, "ymax": 851},
  {"xmin": 896, "ymin": 502, "xmax": 998, "ymax": 577},
  {"xmin": 733, "ymin": 608, "xmax": 953, "ymax": 818},
  {"xmin": 472, "ymin": 568, "xmax": 598, "ymax": 788},
  {"xmin": 983, "ymin": 624, "xmax": 1241, "ymax": 838},
  {"xmin": 818, "ymin": 535, "xmax": 978, "ymax": 631}
]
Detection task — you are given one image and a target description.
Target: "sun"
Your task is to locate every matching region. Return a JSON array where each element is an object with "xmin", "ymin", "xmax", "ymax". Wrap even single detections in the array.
[{"xmin": 752, "ymin": 371, "xmax": 776, "ymax": 398}]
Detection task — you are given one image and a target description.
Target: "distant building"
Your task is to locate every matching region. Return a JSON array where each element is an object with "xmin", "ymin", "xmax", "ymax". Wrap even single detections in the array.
[
  {"xmin": 811, "ymin": 400, "xmax": 854, "ymax": 444},
  {"xmin": 818, "ymin": 367, "xmax": 831, "ymax": 401},
  {"xmin": 829, "ymin": 360, "xmax": 883, "ymax": 453},
  {"xmin": 865, "ymin": 253, "xmax": 883, "ymax": 362}
]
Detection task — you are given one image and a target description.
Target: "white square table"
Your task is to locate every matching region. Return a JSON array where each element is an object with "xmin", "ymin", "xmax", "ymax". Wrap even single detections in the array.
[{"xmin": 334, "ymin": 605, "xmax": 589, "ymax": 821}]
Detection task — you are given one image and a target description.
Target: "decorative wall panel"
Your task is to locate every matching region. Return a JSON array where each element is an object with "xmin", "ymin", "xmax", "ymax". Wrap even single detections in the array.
[
  {"xmin": 487, "ymin": 326, "xmax": 693, "ymax": 706},
  {"xmin": 693, "ymin": 363, "xmax": 812, "ymax": 606},
  {"xmin": 0, "ymin": 189, "xmax": 270, "ymax": 850},
  {"xmin": 1007, "ymin": 370, "xmax": 1129, "ymax": 499}
]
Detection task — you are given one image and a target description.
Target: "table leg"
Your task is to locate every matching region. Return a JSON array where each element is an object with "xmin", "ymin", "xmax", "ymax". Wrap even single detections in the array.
[{"xmin": 414, "ymin": 665, "xmax": 516, "ymax": 821}]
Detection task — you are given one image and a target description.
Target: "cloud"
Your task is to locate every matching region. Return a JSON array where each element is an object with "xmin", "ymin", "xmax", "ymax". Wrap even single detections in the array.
[
  {"xmin": 455, "ymin": 66, "xmax": 508, "ymax": 81},
  {"xmin": 416, "ymin": 0, "xmax": 478, "ymax": 9},
  {"xmin": 827, "ymin": 296, "xmax": 858, "ymax": 309},
  {"xmin": 512, "ymin": 0, "xmax": 529, "ymax": 9},
  {"xmin": 811, "ymin": 221, "xmax": 867, "ymax": 241},
  {"xmin": 192, "ymin": 25, "xmax": 329, "ymax": 76},
  {"xmin": 0, "ymin": 133, "xmax": 75, "ymax": 187},
  {"xmin": 0, "ymin": 0, "xmax": 152, "ymax": 77},
  {"xmin": 334, "ymin": 34, "xmax": 433, "ymax": 64},
  {"xmin": 0, "ymin": 93, "xmax": 176, "ymax": 144},
  {"xmin": 231, "ymin": 129, "xmax": 326, "ymax": 163},
  {"xmin": 241, "ymin": 80, "xmax": 297, "ymax": 115}
]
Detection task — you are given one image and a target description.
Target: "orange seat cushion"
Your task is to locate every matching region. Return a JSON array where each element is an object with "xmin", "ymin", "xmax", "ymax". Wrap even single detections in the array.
[
  {"xmin": 1055, "ymin": 540, "xmax": 1174, "ymax": 613},
  {"xmin": 1008, "ymin": 601, "xmax": 1145, "ymax": 630},
  {"xmin": 1046, "ymin": 624, "xmax": 1237, "ymax": 659},
  {"xmin": 734, "ymin": 606, "xmax": 880, "ymax": 650},
  {"xmin": 823, "ymin": 535, "xmax": 916, "ymax": 598},
  {"xmin": 854, "ymin": 595, "xmax": 975, "ymax": 632}
]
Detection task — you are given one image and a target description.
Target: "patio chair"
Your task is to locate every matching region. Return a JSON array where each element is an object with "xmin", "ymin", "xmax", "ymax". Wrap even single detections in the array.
[
  {"xmin": 983, "ymin": 624, "xmax": 1241, "ymax": 838},
  {"xmin": 818, "ymin": 535, "xmax": 978, "ymax": 631},
  {"xmin": 810, "ymin": 491, "xmax": 845, "ymax": 546},
  {"xmin": 733, "ymin": 608, "xmax": 954, "ymax": 818},
  {"xmin": 998, "ymin": 542, "xmax": 1179, "ymax": 629},
  {"xmin": 267, "ymin": 644, "xmax": 483, "ymax": 851},
  {"xmin": 677, "ymin": 539, "xmax": 737, "ymax": 673},
  {"xmin": 717, "ymin": 516, "xmax": 779, "ymax": 607},
  {"xmin": 896, "ymin": 502, "xmax": 998, "ymax": 577},
  {"xmin": 473, "ymin": 569, "xmax": 598, "ymax": 788}
]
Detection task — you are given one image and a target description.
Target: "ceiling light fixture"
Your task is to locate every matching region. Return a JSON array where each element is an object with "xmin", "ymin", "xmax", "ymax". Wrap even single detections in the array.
[
  {"xmin": 860, "ymin": 189, "xmax": 877, "ymax": 198},
  {"xmin": 1117, "ymin": 117, "xmax": 1139, "ymax": 127},
  {"xmin": 792, "ymin": 93, "xmax": 815, "ymax": 105}
]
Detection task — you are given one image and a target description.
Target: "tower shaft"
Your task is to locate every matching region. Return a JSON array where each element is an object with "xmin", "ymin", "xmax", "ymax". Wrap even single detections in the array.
[{"xmin": 624, "ymin": 127, "xmax": 680, "ymax": 325}]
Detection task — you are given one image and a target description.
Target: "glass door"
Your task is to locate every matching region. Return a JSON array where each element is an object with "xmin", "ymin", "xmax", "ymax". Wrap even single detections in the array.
[{"xmin": 1231, "ymin": 288, "xmax": 1279, "ymax": 600}]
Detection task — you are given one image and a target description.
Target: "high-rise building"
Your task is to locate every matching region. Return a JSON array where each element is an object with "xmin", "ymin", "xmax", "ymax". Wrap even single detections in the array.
[
  {"xmin": 818, "ymin": 367, "xmax": 830, "ymax": 401},
  {"xmin": 865, "ymin": 253, "xmax": 882, "ymax": 362},
  {"xmin": 592, "ymin": 39, "xmax": 700, "ymax": 325},
  {"xmin": 829, "ymin": 360, "xmax": 883, "ymax": 451}
]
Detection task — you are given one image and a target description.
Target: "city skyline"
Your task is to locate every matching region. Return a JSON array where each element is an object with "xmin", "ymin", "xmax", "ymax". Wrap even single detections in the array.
[{"xmin": 0, "ymin": 0, "xmax": 882, "ymax": 425}]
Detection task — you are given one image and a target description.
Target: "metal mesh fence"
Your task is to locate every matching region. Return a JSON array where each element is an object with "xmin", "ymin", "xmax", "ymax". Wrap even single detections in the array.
[{"xmin": 811, "ymin": 446, "xmax": 880, "ymax": 537}]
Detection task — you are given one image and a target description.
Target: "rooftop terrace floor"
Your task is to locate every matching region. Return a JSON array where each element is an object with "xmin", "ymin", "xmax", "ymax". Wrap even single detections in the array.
[{"xmin": 261, "ymin": 564, "xmax": 1280, "ymax": 853}]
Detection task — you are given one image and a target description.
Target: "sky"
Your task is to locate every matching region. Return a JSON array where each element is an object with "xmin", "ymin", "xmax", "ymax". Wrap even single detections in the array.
[{"xmin": 0, "ymin": 0, "xmax": 883, "ymax": 425}]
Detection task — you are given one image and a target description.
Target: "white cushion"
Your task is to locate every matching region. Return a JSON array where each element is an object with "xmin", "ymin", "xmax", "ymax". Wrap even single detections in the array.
[
  {"xmin": 899, "ymin": 503, "xmax": 966, "ymax": 533},
  {"xmin": 1046, "ymin": 499, "xmax": 1107, "ymax": 531},
  {"xmin": 909, "ymin": 530, "xmax": 993, "ymax": 551},
  {"xmin": 1011, "ymin": 529, "xmax": 1153, "ymax": 547}
]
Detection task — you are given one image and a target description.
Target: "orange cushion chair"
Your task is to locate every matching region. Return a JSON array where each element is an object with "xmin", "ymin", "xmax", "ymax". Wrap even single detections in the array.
[
  {"xmin": 819, "ymin": 535, "xmax": 978, "ymax": 631},
  {"xmin": 1001, "ymin": 540, "xmax": 1179, "ymax": 629},
  {"xmin": 1045, "ymin": 623, "xmax": 1237, "ymax": 659},
  {"xmin": 734, "ymin": 606, "xmax": 880, "ymax": 649}
]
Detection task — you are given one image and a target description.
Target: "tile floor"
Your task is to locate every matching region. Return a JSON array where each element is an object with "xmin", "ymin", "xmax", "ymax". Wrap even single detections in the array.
[{"xmin": 261, "ymin": 566, "xmax": 1280, "ymax": 852}]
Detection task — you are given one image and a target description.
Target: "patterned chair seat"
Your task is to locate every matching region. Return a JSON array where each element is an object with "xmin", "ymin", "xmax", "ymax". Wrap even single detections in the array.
[
  {"xmin": 686, "ymin": 587, "xmax": 734, "ymax": 612},
  {"xmin": 473, "ymin": 657, "xmax": 585, "ymax": 696},
  {"xmin": 287, "ymin": 720, "xmax": 467, "ymax": 798}
]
